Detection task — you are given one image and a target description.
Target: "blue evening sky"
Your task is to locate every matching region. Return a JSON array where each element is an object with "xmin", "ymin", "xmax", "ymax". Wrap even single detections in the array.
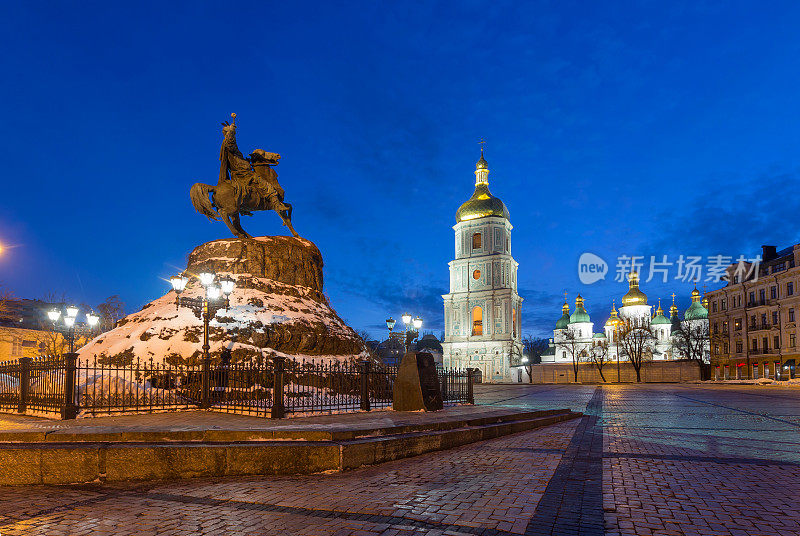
[{"xmin": 2, "ymin": 1, "xmax": 800, "ymax": 340}]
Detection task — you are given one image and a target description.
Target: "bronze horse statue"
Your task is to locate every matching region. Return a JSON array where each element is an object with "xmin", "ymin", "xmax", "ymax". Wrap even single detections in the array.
[{"xmin": 190, "ymin": 114, "xmax": 299, "ymax": 239}]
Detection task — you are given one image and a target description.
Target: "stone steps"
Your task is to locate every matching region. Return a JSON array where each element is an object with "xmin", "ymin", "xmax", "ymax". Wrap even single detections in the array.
[{"xmin": 0, "ymin": 409, "xmax": 580, "ymax": 485}]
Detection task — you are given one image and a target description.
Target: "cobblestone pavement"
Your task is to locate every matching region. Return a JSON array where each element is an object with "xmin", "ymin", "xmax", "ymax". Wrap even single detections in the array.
[{"xmin": 1, "ymin": 384, "xmax": 799, "ymax": 535}]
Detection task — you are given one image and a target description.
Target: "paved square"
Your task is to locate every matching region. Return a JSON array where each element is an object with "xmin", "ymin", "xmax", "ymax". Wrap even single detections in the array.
[{"xmin": 1, "ymin": 384, "xmax": 799, "ymax": 535}]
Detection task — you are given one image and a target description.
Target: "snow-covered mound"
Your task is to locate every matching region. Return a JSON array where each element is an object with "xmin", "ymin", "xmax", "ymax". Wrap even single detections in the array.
[{"xmin": 78, "ymin": 236, "xmax": 364, "ymax": 366}]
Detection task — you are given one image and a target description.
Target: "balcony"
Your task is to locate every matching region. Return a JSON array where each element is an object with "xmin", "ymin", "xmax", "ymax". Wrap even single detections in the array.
[
  {"xmin": 749, "ymin": 323, "xmax": 772, "ymax": 332},
  {"xmin": 746, "ymin": 299, "xmax": 774, "ymax": 308}
]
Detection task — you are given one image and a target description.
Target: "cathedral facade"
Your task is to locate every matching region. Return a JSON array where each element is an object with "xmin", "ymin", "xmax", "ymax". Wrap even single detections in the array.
[
  {"xmin": 442, "ymin": 151, "xmax": 526, "ymax": 383},
  {"xmin": 543, "ymin": 272, "xmax": 711, "ymax": 363}
]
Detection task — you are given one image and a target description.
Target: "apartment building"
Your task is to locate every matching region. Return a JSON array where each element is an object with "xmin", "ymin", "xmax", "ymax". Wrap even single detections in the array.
[{"xmin": 706, "ymin": 244, "xmax": 799, "ymax": 380}]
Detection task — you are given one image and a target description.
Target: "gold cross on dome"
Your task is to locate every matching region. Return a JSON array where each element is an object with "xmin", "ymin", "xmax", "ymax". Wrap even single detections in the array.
[
  {"xmin": 563, "ymin": 290, "xmax": 568, "ymax": 302},
  {"xmin": 670, "ymin": 292, "xmax": 676, "ymax": 304}
]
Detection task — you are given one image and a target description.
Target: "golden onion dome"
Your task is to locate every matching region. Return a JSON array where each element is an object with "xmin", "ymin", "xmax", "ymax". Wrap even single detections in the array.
[
  {"xmin": 455, "ymin": 152, "xmax": 509, "ymax": 223},
  {"xmin": 621, "ymin": 271, "xmax": 648, "ymax": 306},
  {"xmin": 604, "ymin": 303, "xmax": 622, "ymax": 327},
  {"xmin": 456, "ymin": 184, "xmax": 510, "ymax": 222}
]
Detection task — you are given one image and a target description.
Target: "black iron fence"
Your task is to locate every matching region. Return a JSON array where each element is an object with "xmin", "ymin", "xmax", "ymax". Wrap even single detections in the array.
[{"xmin": 0, "ymin": 354, "xmax": 474, "ymax": 419}]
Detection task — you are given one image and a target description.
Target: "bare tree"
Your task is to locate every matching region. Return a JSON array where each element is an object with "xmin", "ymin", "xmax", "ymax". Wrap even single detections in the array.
[
  {"xmin": 617, "ymin": 321, "xmax": 654, "ymax": 383},
  {"xmin": 97, "ymin": 295, "xmax": 125, "ymax": 333},
  {"xmin": 587, "ymin": 339, "xmax": 611, "ymax": 382},
  {"xmin": 675, "ymin": 320, "xmax": 712, "ymax": 379},
  {"xmin": 522, "ymin": 336, "xmax": 550, "ymax": 383},
  {"xmin": 560, "ymin": 330, "xmax": 583, "ymax": 382}
]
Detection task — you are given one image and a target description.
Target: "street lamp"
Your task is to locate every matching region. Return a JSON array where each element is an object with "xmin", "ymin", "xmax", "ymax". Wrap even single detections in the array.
[
  {"xmin": 170, "ymin": 271, "xmax": 235, "ymax": 407},
  {"xmin": 46, "ymin": 305, "xmax": 99, "ymax": 354},
  {"xmin": 387, "ymin": 312, "xmax": 423, "ymax": 353}
]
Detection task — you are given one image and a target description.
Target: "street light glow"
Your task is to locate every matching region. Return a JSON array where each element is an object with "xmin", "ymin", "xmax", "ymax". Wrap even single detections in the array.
[
  {"xmin": 64, "ymin": 316, "xmax": 76, "ymax": 328},
  {"xmin": 413, "ymin": 316, "xmax": 423, "ymax": 330},
  {"xmin": 198, "ymin": 272, "xmax": 215, "ymax": 287},
  {"xmin": 219, "ymin": 276, "xmax": 235, "ymax": 295},
  {"xmin": 402, "ymin": 312, "xmax": 412, "ymax": 325},
  {"xmin": 66, "ymin": 305, "xmax": 79, "ymax": 318},
  {"xmin": 206, "ymin": 285, "xmax": 221, "ymax": 300},
  {"xmin": 170, "ymin": 275, "xmax": 188, "ymax": 293},
  {"xmin": 47, "ymin": 309, "xmax": 61, "ymax": 322},
  {"xmin": 86, "ymin": 312, "xmax": 100, "ymax": 327}
]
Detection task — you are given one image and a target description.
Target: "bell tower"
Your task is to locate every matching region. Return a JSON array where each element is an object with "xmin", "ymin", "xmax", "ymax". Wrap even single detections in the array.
[{"xmin": 441, "ymin": 149, "xmax": 524, "ymax": 383}]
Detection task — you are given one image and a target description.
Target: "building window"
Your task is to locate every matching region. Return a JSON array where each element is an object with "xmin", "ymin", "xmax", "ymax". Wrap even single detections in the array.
[
  {"xmin": 762, "ymin": 337, "xmax": 768, "ymax": 352},
  {"xmin": 734, "ymin": 275, "xmax": 740, "ymax": 284},
  {"xmin": 724, "ymin": 342, "xmax": 729, "ymax": 354},
  {"xmin": 759, "ymin": 289, "xmax": 766, "ymax": 302},
  {"xmin": 774, "ymin": 335, "xmax": 780, "ymax": 350},
  {"xmin": 472, "ymin": 306, "xmax": 483, "ymax": 336},
  {"xmin": 712, "ymin": 301, "xmax": 717, "ymax": 313},
  {"xmin": 506, "ymin": 238, "xmax": 509, "ymax": 251},
  {"xmin": 562, "ymin": 351, "xmax": 566, "ymax": 359},
  {"xmin": 773, "ymin": 311, "xmax": 779, "ymax": 325},
  {"xmin": 472, "ymin": 233, "xmax": 482, "ymax": 250},
  {"xmin": 749, "ymin": 291, "xmax": 755, "ymax": 304},
  {"xmin": 736, "ymin": 341, "xmax": 743, "ymax": 353},
  {"xmin": 722, "ymin": 321, "xmax": 728, "ymax": 332},
  {"xmin": 790, "ymin": 309, "xmax": 796, "ymax": 322},
  {"xmin": 771, "ymin": 286, "xmax": 777, "ymax": 299},
  {"xmin": 472, "ymin": 269, "xmax": 481, "ymax": 280},
  {"xmin": 512, "ymin": 308, "xmax": 517, "ymax": 338},
  {"xmin": 734, "ymin": 318, "xmax": 742, "ymax": 330},
  {"xmin": 788, "ymin": 282, "xmax": 794, "ymax": 296},
  {"xmin": 752, "ymin": 339, "xmax": 758, "ymax": 351},
  {"xmin": 713, "ymin": 322, "xmax": 718, "ymax": 334},
  {"xmin": 791, "ymin": 333, "xmax": 796, "ymax": 347},
  {"xmin": 721, "ymin": 298, "xmax": 726, "ymax": 310}
]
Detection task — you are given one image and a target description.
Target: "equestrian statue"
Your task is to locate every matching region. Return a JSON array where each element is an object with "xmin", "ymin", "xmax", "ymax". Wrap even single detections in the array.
[{"xmin": 190, "ymin": 113, "xmax": 299, "ymax": 239}]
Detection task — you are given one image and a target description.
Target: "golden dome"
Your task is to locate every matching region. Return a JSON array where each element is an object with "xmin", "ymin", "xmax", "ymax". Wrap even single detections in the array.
[
  {"xmin": 455, "ymin": 183, "xmax": 510, "ymax": 222},
  {"xmin": 604, "ymin": 302, "xmax": 623, "ymax": 327},
  {"xmin": 455, "ymin": 150, "xmax": 510, "ymax": 223},
  {"xmin": 621, "ymin": 271, "xmax": 648, "ymax": 306}
]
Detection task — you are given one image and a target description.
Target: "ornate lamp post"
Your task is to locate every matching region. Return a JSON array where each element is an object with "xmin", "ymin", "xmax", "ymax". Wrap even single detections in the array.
[
  {"xmin": 170, "ymin": 272, "xmax": 235, "ymax": 408},
  {"xmin": 47, "ymin": 306, "xmax": 100, "ymax": 354},
  {"xmin": 386, "ymin": 312, "xmax": 423, "ymax": 353}
]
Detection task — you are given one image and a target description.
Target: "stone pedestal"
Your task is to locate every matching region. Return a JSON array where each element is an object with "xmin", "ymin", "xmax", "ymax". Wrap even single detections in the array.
[
  {"xmin": 393, "ymin": 352, "xmax": 443, "ymax": 412},
  {"xmin": 187, "ymin": 236, "xmax": 323, "ymax": 291}
]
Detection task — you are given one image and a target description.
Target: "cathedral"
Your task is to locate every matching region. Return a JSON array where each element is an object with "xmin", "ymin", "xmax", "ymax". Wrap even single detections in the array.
[
  {"xmin": 543, "ymin": 272, "xmax": 711, "ymax": 363},
  {"xmin": 442, "ymin": 150, "xmax": 527, "ymax": 383}
]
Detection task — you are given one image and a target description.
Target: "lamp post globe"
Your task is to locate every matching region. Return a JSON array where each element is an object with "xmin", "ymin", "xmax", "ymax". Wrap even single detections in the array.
[
  {"xmin": 47, "ymin": 309, "xmax": 61, "ymax": 323},
  {"xmin": 219, "ymin": 276, "xmax": 235, "ymax": 296},
  {"xmin": 386, "ymin": 317, "xmax": 396, "ymax": 331},
  {"xmin": 170, "ymin": 275, "xmax": 188, "ymax": 293},
  {"xmin": 198, "ymin": 272, "xmax": 215, "ymax": 287},
  {"xmin": 412, "ymin": 316, "xmax": 423, "ymax": 330},
  {"xmin": 66, "ymin": 305, "xmax": 79, "ymax": 319},
  {"xmin": 401, "ymin": 312, "xmax": 412, "ymax": 326}
]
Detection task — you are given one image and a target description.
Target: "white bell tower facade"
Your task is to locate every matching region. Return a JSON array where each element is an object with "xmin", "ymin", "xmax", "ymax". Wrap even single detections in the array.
[{"xmin": 442, "ymin": 150, "xmax": 525, "ymax": 383}]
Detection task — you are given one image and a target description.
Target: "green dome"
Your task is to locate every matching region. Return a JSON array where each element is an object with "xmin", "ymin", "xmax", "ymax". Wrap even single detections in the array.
[
  {"xmin": 652, "ymin": 313, "xmax": 671, "ymax": 325},
  {"xmin": 569, "ymin": 295, "xmax": 591, "ymax": 324},
  {"xmin": 684, "ymin": 302, "xmax": 708, "ymax": 321},
  {"xmin": 593, "ymin": 333, "xmax": 606, "ymax": 339},
  {"xmin": 555, "ymin": 313, "xmax": 570, "ymax": 330}
]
